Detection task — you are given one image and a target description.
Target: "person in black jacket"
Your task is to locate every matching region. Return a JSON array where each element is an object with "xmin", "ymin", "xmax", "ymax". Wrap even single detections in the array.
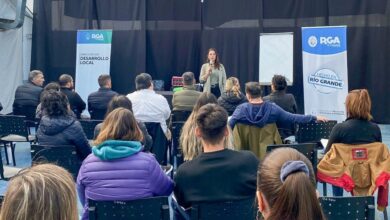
[
  {"xmin": 13, "ymin": 70, "xmax": 45, "ymax": 118},
  {"xmin": 217, "ymin": 77, "xmax": 247, "ymax": 115},
  {"xmin": 263, "ymin": 75, "xmax": 297, "ymax": 139},
  {"xmin": 36, "ymin": 90, "xmax": 91, "ymax": 160},
  {"xmin": 87, "ymin": 74, "xmax": 118, "ymax": 120},
  {"xmin": 59, "ymin": 74, "xmax": 86, "ymax": 119}
]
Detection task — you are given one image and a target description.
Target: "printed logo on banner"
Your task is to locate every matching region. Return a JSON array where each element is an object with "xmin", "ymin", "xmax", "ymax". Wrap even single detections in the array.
[
  {"xmin": 302, "ymin": 27, "xmax": 346, "ymax": 55},
  {"xmin": 308, "ymin": 36, "xmax": 318, "ymax": 47},
  {"xmin": 308, "ymin": 68, "xmax": 344, "ymax": 94}
]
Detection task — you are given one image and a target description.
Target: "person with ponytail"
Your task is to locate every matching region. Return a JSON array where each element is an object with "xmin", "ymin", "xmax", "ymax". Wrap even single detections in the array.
[
  {"xmin": 324, "ymin": 89, "xmax": 382, "ymax": 196},
  {"xmin": 257, "ymin": 148, "xmax": 326, "ymax": 220},
  {"xmin": 217, "ymin": 77, "xmax": 247, "ymax": 115}
]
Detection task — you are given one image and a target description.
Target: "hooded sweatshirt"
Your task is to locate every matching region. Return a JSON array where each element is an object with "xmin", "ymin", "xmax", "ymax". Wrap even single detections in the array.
[
  {"xmin": 229, "ymin": 101, "xmax": 316, "ymax": 130},
  {"xmin": 36, "ymin": 115, "xmax": 91, "ymax": 160},
  {"xmin": 218, "ymin": 92, "xmax": 247, "ymax": 115},
  {"xmin": 77, "ymin": 140, "xmax": 174, "ymax": 220}
]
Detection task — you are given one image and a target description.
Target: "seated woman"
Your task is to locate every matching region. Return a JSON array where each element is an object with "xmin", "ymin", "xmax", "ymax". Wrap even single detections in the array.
[
  {"xmin": 93, "ymin": 95, "xmax": 153, "ymax": 151},
  {"xmin": 181, "ymin": 92, "xmax": 234, "ymax": 161},
  {"xmin": 257, "ymin": 148, "xmax": 325, "ymax": 220},
  {"xmin": 217, "ymin": 77, "xmax": 247, "ymax": 115},
  {"xmin": 0, "ymin": 164, "xmax": 78, "ymax": 220},
  {"xmin": 77, "ymin": 107, "xmax": 174, "ymax": 220},
  {"xmin": 36, "ymin": 90, "xmax": 91, "ymax": 160},
  {"xmin": 324, "ymin": 89, "xmax": 382, "ymax": 196}
]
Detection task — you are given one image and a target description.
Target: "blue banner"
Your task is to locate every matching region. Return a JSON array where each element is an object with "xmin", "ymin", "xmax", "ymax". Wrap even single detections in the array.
[
  {"xmin": 77, "ymin": 30, "xmax": 112, "ymax": 44},
  {"xmin": 302, "ymin": 26, "xmax": 348, "ymax": 122}
]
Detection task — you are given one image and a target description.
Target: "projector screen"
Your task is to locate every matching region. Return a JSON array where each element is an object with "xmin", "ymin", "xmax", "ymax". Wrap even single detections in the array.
[{"xmin": 259, "ymin": 33, "xmax": 294, "ymax": 85}]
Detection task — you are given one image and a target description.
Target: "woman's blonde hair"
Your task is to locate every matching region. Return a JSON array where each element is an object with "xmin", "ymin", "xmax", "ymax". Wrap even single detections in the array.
[
  {"xmin": 225, "ymin": 77, "xmax": 241, "ymax": 97},
  {"xmin": 180, "ymin": 93, "xmax": 233, "ymax": 161},
  {"xmin": 345, "ymin": 89, "xmax": 372, "ymax": 121},
  {"xmin": 95, "ymin": 107, "xmax": 143, "ymax": 146},
  {"xmin": 0, "ymin": 164, "xmax": 78, "ymax": 220}
]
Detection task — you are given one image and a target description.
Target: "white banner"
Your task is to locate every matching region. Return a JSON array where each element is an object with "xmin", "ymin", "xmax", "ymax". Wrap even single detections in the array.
[
  {"xmin": 302, "ymin": 26, "xmax": 348, "ymax": 122},
  {"xmin": 75, "ymin": 30, "xmax": 112, "ymax": 115}
]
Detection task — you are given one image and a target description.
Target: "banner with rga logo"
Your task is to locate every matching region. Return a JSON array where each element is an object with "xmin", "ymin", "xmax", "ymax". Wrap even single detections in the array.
[
  {"xmin": 302, "ymin": 26, "xmax": 348, "ymax": 121},
  {"xmin": 75, "ymin": 30, "xmax": 112, "ymax": 116}
]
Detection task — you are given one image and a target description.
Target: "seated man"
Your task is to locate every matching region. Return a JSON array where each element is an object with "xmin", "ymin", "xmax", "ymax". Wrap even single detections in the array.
[
  {"xmin": 172, "ymin": 72, "xmax": 202, "ymax": 111},
  {"xmin": 13, "ymin": 70, "xmax": 45, "ymax": 118},
  {"xmin": 127, "ymin": 73, "xmax": 171, "ymax": 136},
  {"xmin": 263, "ymin": 75, "xmax": 297, "ymax": 139},
  {"xmin": 229, "ymin": 82, "xmax": 326, "ymax": 129},
  {"xmin": 87, "ymin": 74, "xmax": 118, "ymax": 119},
  {"xmin": 174, "ymin": 104, "xmax": 259, "ymax": 208},
  {"xmin": 59, "ymin": 74, "xmax": 86, "ymax": 119}
]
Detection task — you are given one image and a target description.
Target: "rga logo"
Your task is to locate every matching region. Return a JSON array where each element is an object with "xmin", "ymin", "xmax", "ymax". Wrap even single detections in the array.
[
  {"xmin": 308, "ymin": 36, "xmax": 317, "ymax": 47},
  {"xmin": 308, "ymin": 68, "xmax": 343, "ymax": 94},
  {"xmin": 85, "ymin": 33, "xmax": 91, "ymax": 41},
  {"xmin": 91, "ymin": 33, "xmax": 104, "ymax": 41},
  {"xmin": 319, "ymin": 36, "xmax": 341, "ymax": 47}
]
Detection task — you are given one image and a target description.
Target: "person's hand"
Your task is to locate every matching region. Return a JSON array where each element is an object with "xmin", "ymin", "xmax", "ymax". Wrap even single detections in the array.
[{"xmin": 316, "ymin": 115, "xmax": 328, "ymax": 122}]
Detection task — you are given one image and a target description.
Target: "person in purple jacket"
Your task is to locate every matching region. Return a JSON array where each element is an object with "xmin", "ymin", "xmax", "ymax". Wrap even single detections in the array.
[{"xmin": 77, "ymin": 107, "xmax": 174, "ymax": 220}]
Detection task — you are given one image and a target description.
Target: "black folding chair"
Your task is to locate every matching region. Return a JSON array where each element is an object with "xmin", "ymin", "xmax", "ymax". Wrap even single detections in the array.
[
  {"xmin": 171, "ymin": 110, "xmax": 191, "ymax": 122},
  {"xmin": 88, "ymin": 196, "xmax": 170, "ymax": 220},
  {"xmin": 171, "ymin": 121, "xmax": 185, "ymax": 168},
  {"xmin": 79, "ymin": 119, "xmax": 103, "ymax": 140},
  {"xmin": 296, "ymin": 121, "xmax": 337, "ymax": 147},
  {"xmin": 145, "ymin": 123, "xmax": 169, "ymax": 165},
  {"xmin": 189, "ymin": 197, "xmax": 256, "ymax": 220},
  {"xmin": 319, "ymin": 196, "xmax": 377, "ymax": 220},
  {"xmin": 30, "ymin": 144, "xmax": 82, "ymax": 180},
  {"xmin": 0, "ymin": 115, "xmax": 35, "ymax": 166}
]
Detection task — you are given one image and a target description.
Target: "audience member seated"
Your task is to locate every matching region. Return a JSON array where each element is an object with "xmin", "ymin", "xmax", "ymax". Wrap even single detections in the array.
[
  {"xmin": 217, "ymin": 77, "xmax": 247, "ymax": 115},
  {"xmin": 94, "ymin": 95, "xmax": 153, "ymax": 151},
  {"xmin": 324, "ymin": 89, "xmax": 382, "ymax": 196},
  {"xmin": 88, "ymin": 74, "xmax": 118, "ymax": 120},
  {"xmin": 174, "ymin": 104, "xmax": 259, "ymax": 209},
  {"xmin": 180, "ymin": 92, "xmax": 218, "ymax": 161},
  {"xmin": 13, "ymin": 70, "xmax": 45, "ymax": 118},
  {"xmin": 59, "ymin": 74, "xmax": 86, "ymax": 119},
  {"xmin": 0, "ymin": 164, "xmax": 78, "ymax": 220},
  {"xmin": 172, "ymin": 72, "xmax": 202, "ymax": 111},
  {"xmin": 35, "ymin": 82, "xmax": 62, "ymax": 118},
  {"xmin": 263, "ymin": 75, "xmax": 298, "ymax": 139},
  {"xmin": 77, "ymin": 108, "xmax": 173, "ymax": 220},
  {"xmin": 257, "ymin": 148, "xmax": 325, "ymax": 220},
  {"xmin": 36, "ymin": 90, "xmax": 91, "ymax": 160},
  {"xmin": 127, "ymin": 73, "xmax": 171, "ymax": 138},
  {"xmin": 229, "ymin": 82, "xmax": 326, "ymax": 129}
]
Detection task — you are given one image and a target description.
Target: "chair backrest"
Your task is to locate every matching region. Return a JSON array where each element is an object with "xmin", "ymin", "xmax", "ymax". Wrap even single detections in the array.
[
  {"xmin": 0, "ymin": 115, "xmax": 28, "ymax": 138},
  {"xmin": 88, "ymin": 197, "xmax": 170, "ymax": 220},
  {"xmin": 296, "ymin": 121, "xmax": 337, "ymax": 143},
  {"xmin": 233, "ymin": 123, "xmax": 282, "ymax": 159},
  {"xmin": 89, "ymin": 108, "xmax": 107, "ymax": 120},
  {"xmin": 171, "ymin": 121, "xmax": 185, "ymax": 166},
  {"xmin": 171, "ymin": 110, "xmax": 191, "ymax": 122},
  {"xmin": 145, "ymin": 122, "xmax": 168, "ymax": 165},
  {"xmin": 319, "ymin": 196, "xmax": 375, "ymax": 220},
  {"xmin": 30, "ymin": 144, "xmax": 81, "ymax": 180},
  {"xmin": 266, "ymin": 143, "xmax": 318, "ymax": 173},
  {"xmin": 13, "ymin": 105, "xmax": 37, "ymax": 120},
  {"xmin": 190, "ymin": 197, "xmax": 256, "ymax": 220},
  {"xmin": 79, "ymin": 119, "xmax": 103, "ymax": 140}
]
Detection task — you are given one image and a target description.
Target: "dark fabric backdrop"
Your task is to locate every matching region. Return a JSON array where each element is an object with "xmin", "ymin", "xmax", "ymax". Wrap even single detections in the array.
[{"xmin": 31, "ymin": 0, "xmax": 390, "ymax": 123}]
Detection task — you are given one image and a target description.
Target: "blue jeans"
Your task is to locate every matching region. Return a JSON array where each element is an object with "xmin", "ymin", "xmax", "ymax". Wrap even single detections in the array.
[{"xmin": 332, "ymin": 185, "xmax": 344, "ymax": 196}]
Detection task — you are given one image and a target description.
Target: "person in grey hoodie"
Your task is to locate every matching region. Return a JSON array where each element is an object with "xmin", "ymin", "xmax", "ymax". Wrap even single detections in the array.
[{"xmin": 36, "ymin": 90, "xmax": 91, "ymax": 160}]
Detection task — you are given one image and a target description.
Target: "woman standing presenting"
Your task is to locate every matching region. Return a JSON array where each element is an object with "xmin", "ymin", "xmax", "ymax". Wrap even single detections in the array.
[{"xmin": 199, "ymin": 48, "xmax": 227, "ymax": 98}]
